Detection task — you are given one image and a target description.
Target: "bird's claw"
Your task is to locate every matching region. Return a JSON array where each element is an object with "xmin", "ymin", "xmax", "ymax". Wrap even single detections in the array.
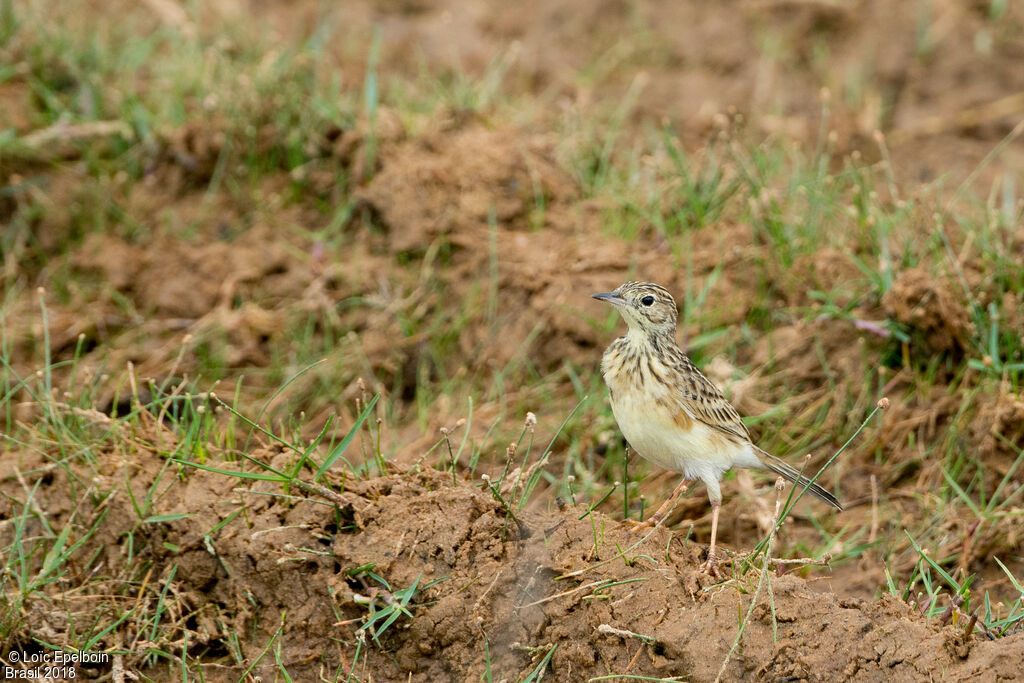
[
  {"xmin": 700, "ymin": 552, "xmax": 722, "ymax": 579},
  {"xmin": 621, "ymin": 517, "xmax": 661, "ymax": 536}
]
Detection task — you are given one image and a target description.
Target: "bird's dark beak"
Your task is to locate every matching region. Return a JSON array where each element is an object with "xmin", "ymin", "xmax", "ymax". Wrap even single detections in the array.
[{"xmin": 592, "ymin": 291, "xmax": 627, "ymax": 306}]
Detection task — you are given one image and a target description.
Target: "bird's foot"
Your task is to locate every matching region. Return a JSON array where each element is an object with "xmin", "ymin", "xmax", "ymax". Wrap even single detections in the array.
[
  {"xmin": 700, "ymin": 551, "xmax": 723, "ymax": 579},
  {"xmin": 621, "ymin": 515, "xmax": 663, "ymax": 536}
]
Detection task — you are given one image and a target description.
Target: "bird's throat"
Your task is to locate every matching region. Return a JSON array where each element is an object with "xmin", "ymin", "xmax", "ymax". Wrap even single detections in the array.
[{"xmin": 624, "ymin": 325, "xmax": 676, "ymax": 353}]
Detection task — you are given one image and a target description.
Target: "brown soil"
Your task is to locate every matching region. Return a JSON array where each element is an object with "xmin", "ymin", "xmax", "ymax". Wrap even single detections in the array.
[
  {"xmin": 9, "ymin": 116, "xmax": 750, "ymax": 406},
  {"xmin": 5, "ymin": 443, "xmax": 1022, "ymax": 683},
  {"xmin": 251, "ymin": 0, "xmax": 1024, "ymax": 188},
  {"xmin": 882, "ymin": 267, "xmax": 974, "ymax": 355}
]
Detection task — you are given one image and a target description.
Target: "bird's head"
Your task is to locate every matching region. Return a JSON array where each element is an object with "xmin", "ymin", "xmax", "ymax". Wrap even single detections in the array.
[{"xmin": 592, "ymin": 281, "xmax": 678, "ymax": 338}]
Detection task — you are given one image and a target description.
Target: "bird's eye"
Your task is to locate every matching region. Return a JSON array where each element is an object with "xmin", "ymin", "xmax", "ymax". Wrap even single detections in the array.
[{"xmin": 641, "ymin": 295, "xmax": 655, "ymax": 306}]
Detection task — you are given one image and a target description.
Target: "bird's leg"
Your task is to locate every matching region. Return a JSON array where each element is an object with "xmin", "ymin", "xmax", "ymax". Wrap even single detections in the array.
[
  {"xmin": 625, "ymin": 478, "xmax": 690, "ymax": 534},
  {"xmin": 700, "ymin": 502, "xmax": 722, "ymax": 578}
]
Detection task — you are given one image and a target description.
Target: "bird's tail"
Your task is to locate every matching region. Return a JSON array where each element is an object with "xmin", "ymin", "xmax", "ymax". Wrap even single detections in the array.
[{"xmin": 757, "ymin": 449, "xmax": 842, "ymax": 511}]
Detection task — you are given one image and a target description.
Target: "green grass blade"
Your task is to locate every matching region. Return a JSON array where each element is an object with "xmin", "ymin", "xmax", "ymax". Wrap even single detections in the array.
[
  {"xmin": 290, "ymin": 413, "xmax": 335, "ymax": 479},
  {"xmin": 941, "ymin": 468, "xmax": 983, "ymax": 518},
  {"xmin": 993, "ymin": 556, "xmax": 1024, "ymax": 595},
  {"xmin": 216, "ymin": 398, "xmax": 304, "ymax": 457},
  {"xmin": 143, "ymin": 513, "xmax": 195, "ymax": 524},
  {"xmin": 905, "ymin": 531, "xmax": 962, "ymax": 593},
  {"xmin": 39, "ymin": 522, "xmax": 72, "ymax": 582},
  {"xmin": 522, "ymin": 643, "xmax": 557, "ymax": 683},
  {"xmin": 171, "ymin": 459, "xmax": 289, "ymax": 482},
  {"xmin": 315, "ymin": 394, "xmax": 378, "ymax": 482},
  {"xmin": 249, "ymin": 358, "xmax": 326, "ymax": 438}
]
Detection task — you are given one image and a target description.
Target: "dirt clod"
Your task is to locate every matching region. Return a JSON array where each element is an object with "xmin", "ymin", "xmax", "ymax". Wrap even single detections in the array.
[
  {"xmin": 883, "ymin": 267, "xmax": 974, "ymax": 355},
  {"xmin": 4, "ymin": 444, "xmax": 1022, "ymax": 682}
]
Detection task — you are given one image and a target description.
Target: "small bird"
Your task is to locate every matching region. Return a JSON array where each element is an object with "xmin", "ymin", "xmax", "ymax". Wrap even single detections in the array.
[{"xmin": 593, "ymin": 281, "xmax": 841, "ymax": 576}]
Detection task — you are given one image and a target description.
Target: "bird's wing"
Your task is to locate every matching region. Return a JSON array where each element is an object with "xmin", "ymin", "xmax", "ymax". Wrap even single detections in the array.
[{"xmin": 671, "ymin": 356, "xmax": 752, "ymax": 443}]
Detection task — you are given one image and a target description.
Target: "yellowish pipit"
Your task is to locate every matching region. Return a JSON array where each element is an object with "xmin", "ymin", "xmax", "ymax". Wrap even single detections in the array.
[{"xmin": 593, "ymin": 281, "xmax": 841, "ymax": 576}]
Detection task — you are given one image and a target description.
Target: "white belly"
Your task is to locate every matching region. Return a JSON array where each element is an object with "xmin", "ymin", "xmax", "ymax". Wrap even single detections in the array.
[{"xmin": 609, "ymin": 386, "xmax": 760, "ymax": 499}]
